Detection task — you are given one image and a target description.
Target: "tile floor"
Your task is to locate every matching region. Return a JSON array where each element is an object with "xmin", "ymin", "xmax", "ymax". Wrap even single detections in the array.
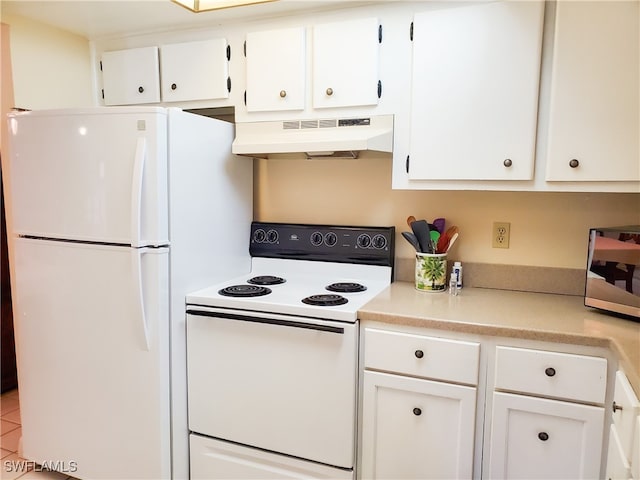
[{"xmin": 1, "ymin": 389, "xmax": 75, "ymax": 480}]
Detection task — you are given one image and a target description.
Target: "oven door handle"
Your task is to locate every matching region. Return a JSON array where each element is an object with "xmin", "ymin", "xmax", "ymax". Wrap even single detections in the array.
[{"xmin": 186, "ymin": 310, "xmax": 345, "ymax": 334}]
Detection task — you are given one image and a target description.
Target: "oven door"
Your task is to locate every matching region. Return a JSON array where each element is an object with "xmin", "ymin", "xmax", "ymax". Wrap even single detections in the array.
[{"xmin": 186, "ymin": 307, "xmax": 358, "ymax": 470}]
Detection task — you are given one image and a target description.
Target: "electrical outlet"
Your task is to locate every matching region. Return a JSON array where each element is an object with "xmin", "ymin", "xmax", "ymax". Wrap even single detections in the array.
[{"xmin": 492, "ymin": 222, "xmax": 510, "ymax": 248}]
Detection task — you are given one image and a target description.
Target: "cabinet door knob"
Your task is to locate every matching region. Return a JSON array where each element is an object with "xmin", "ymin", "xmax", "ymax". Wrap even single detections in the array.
[
  {"xmin": 545, "ymin": 367, "xmax": 556, "ymax": 377},
  {"xmin": 279, "ymin": 90, "xmax": 287, "ymax": 98},
  {"xmin": 503, "ymin": 158, "xmax": 513, "ymax": 167},
  {"xmin": 326, "ymin": 87, "xmax": 333, "ymax": 96},
  {"xmin": 538, "ymin": 432, "xmax": 549, "ymax": 441},
  {"xmin": 413, "ymin": 407, "xmax": 422, "ymax": 416},
  {"xmin": 613, "ymin": 401, "xmax": 623, "ymax": 413},
  {"xmin": 569, "ymin": 158, "xmax": 580, "ymax": 168},
  {"xmin": 171, "ymin": 83, "xmax": 177, "ymax": 90},
  {"xmin": 138, "ymin": 86, "xmax": 144, "ymax": 93},
  {"xmin": 414, "ymin": 349, "xmax": 424, "ymax": 359}
]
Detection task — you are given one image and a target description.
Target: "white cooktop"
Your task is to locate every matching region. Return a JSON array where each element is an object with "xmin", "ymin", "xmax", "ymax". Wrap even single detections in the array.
[{"xmin": 186, "ymin": 258, "xmax": 393, "ymax": 322}]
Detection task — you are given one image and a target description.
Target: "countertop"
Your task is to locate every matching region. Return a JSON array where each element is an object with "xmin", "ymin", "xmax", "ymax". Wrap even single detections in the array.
[{"xmin": 359, "ymin": 282, "xmax": 640, "ymax": 395}]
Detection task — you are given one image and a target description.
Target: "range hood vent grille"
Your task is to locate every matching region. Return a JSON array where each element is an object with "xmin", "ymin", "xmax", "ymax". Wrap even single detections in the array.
[{"xmin": 232, "ymin": 115, "xmax": 393, "ymax": 159}]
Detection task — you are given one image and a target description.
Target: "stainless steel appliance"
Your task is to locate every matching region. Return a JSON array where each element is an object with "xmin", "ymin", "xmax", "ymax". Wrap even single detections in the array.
[
  {"xmin": 185, "ymin": 222, "xmax": 395, "ymax": 479},
  {"xmin": 586, "ymin": 225, "xmax": 640, "ymax": 319}
]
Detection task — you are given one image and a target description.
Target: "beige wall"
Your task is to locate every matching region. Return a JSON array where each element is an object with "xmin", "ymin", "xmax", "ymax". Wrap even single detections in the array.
[
  {"xmin": 2, "ymin": 13, "xmax": 93, "ymax": 110},
  {"xmin": 255, "ymin": 156, "xmax": 640, "ymax": 269}
]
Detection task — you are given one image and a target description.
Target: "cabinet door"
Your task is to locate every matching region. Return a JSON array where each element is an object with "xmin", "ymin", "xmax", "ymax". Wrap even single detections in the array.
[
  {"xmin": 612, "ymin": 370, "xmax": 640, "ymax": 462},
  {"xmin": 545, "ymin": 1, "xmax": 640, "ymax": 182},
  {"xmin": 361, "ymin": 371, "xmax": 476, "ymax": 479},
  {"xmin": 606, "ymin": 425, "xmax": 632, "ymax": 480},
  {"xmin": 245, "ymin": 27, "xmax": 305, "ymax": 112},
  {"xmin": 160, "ymin": 39, "xmax": 229, "ymax": 102},
  {"xmin": 101, "ymin": 46, "xmax": 160, "ymax": 105},
  {"xmin": 489, "ymin": 392, "xmax": 605, "ymax": 479},
  {"xmin": 312, "ymin": 17, "xmax": 380, "ymax": 109},
  {"xmin": 408, "ymin": 1, "xmax": 544, "ymax": 180}
]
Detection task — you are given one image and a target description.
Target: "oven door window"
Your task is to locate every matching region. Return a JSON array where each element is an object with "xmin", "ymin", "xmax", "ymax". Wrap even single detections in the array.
[{"xmin": 186, "ymin": 309, "xmax": 358, "ymax": 469}]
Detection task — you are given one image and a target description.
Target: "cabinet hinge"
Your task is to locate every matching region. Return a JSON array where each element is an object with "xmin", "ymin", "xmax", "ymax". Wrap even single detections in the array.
[
  {"xmin": 378, "ymin": 24, "xmax": 383, "ymax": 44},
  {"xmin": 377, "ymin": 80, "xmax": 382, "ymax": 99},
  {"xmin": 410, "ymin": 22, "xmax": 414, "ymax": 42},
  {"xmin": 226, "ymin": 45, "xmax": 231, "ymax": 61},
  {"xmin": 227, "ymin": 77, "xmax": 231, "ymax": 93},
  {"xmin": 99, "ymin": 61, "xmax": 103, "ymax": 71},
  {"xmin": 406, "ymin": 155, "xmax": 410, "ymax": 174},
  {"xmin": 244, "ymin": 90, "xmax": 247, "ymax": 106},
  {"xmin": 243, "ymin": 41, "xmax": 246, "ymax": 57}
]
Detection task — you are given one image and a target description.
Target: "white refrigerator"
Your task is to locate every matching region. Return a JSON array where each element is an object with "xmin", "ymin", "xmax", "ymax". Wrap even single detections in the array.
[{"xmin": 5, "ymin": 107, "xmax": 253, "ymax": 479}]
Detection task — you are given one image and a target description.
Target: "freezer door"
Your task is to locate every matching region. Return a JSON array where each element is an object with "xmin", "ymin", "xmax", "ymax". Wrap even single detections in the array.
[
  {"xmin": 12, "ymin": 237, "xmax": 171, "ymax": 479},
  {"xmin": 7, "ymin": 108, "xmax": 168, "ymax": 246}
]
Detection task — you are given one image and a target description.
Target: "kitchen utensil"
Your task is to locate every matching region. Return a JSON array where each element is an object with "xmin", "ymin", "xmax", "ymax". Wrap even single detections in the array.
[
  {"xmin": 407, "ymin": 215, "xmax": 417, "ymax": 227},
  {"xmin": 402, "ymin": 231, "xmax": 421, "ymax": 251},
  {"xmin": 436, "ymin": 231, "xmax": 449, "ymax": 254},
  {"xmin": 433, "ymin": 217, "xmax": 446, "ymax": 234},
  {"xmin": 446, "ymin": 232, "xmax": 459, "ymax": 252},
  {"xmin": 430, "ymin": 229, "xmax": 440, "ymax": 249},
  {"xmin": 411, "ymin": 220, "xmax": 433, "ymax": 253}
]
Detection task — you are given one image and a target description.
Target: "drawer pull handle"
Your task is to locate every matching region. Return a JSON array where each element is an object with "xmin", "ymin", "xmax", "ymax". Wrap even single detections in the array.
[
  {"xmin": 413, "ymin": 407, "xmax": 422, "ymax": 416},
  {"xmin": 279, "ymin": 90, "xmax": 287, "ymax": 98},
  {"xmin": 138, "ymin": 86, "xmax": 144, "ymax": 93},
  {"xmin": 544, "ymin": 367, "xmax": 556, "ymax": 377},
  {"xmin": 538, "ymin": 432, "xmax": 549, "ymax": 441},
  {"xmin": 414, "ymin": 350, "xmax": 424, "ymax": 359},
  {"xmin": 613, "ymin": 401, "xmax": 623, "ymax": 413}
]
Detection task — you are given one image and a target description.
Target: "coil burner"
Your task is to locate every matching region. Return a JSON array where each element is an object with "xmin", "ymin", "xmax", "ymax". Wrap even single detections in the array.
[
  {"xmin": 247, "ymin": 276, "xmax": 286, "ymax": 286},
  {"xmin": 218, "ymin": 285, "xmax": 272, "ymax": 297},
  {"xmin": 325, "ymin": 282, "xmax": 367, "ymax": 293},
  {"xmin": 301, "ymin": 294, "xmax": 349, "ymax": 307}
]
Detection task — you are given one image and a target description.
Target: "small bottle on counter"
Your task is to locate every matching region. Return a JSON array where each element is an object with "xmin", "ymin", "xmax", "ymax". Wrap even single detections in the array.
[
  {"xmin": 453, "ymin": 261, "xmax": 463, "ymax": 289},
  {"xmin": 449, "ymin": 273, "xmax": 458, "ymax": 296}
]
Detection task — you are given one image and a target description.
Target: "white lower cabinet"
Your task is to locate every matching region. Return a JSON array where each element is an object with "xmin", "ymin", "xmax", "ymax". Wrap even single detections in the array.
[
  {"xmin": 607, "ymin": 424, "xmax": 632, "ymax": 480},
  {"xmin": 361, "ymin": 371, "xmax": 476, "ymax": 479},
  {"xmin": 608, "ymin": 370, "xmax": 640, "ymax": 480},
  {"xmin": 360, "ymin": 327, "xmax": 479, "ymax": 479},
  {"xmin": 488, "ymin": 392, "xmax": 605, "ymax": 479},
  {"xmin": 190, "ymin": 434, "xmax": 353, "ymax": 480}
]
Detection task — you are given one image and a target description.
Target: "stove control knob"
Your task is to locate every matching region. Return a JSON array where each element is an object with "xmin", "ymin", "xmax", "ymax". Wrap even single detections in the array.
[
  {"xmin": 324, "ymin": 232, "xmax": 338, "ymax": 247},
  {"xmin": 311, "ymin": 232, "xmax": 323, "ymax": 246},
  {"xmin": 357, "ymin": 234, "xmax": 372, "ymax": 249},
  {"xmin": 372, "ymin": 234, "xmax": 388, "ymax": 249},
  {"xmin": 266, "ymin": 229, "xmax": 279, "ymax": 244},
  {"xmin": 253, "ymin": 229, "xmax": 266, "ymax": 243}
]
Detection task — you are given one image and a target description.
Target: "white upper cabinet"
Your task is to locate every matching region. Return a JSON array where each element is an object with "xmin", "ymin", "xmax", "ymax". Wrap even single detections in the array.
[
  {"xmin": 160, "ymin": 39, "xmax": 230, "ymax": 103},
  {"xmin": 407, "ymin": 1, "xmax": 544, "ymax": 181},
  {"xmin": 545, "ymin": 1, "xmax": 640, "ymax": 182},
  {"xmin": 312, "ymin": 17, "xmax": 381, "ymax": 109},
  {"xmin": 245, "ymin": 27, "xmax": 306, "ymax": 112},
  {"xmin": 101, "ymin": 46, "xmax": 161, "ymax": 105}
]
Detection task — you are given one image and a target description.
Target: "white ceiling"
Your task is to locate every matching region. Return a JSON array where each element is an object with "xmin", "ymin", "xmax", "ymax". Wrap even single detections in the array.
[{"xmin": 1, "ymin": 0, "xmax": 378, "ymax": 40}]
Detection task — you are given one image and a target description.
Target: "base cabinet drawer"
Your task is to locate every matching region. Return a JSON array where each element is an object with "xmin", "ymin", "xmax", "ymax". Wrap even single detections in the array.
[
  {"xmin": 364, "ymin": 327, "xmax": 480, "ymax": 385},
  {"xmin": 189, "ymin": 434, "xmax": 353, "ymax": 480},
  {"xmin": 488, "ymin": 392, "xmax": 605, "ymax": 479},
  {"xmin": 361, "ymin": 370, "xmax": 476, "ymax": 479},
  {"xmin": 495, "ymin": 346, "xmax": 607, "ymax": 404}
]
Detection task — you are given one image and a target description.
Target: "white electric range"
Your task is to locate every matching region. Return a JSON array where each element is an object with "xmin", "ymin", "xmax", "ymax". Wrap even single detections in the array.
[{"xmin": 186, "ymin": 222, "xmax": 394, "ymax": 479}]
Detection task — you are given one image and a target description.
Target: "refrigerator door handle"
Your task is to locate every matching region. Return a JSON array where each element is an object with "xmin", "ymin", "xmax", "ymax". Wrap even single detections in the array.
[
  {"xmin": 132, "ymin": 247, "xmax": 151, "ymax": 351},
  {"xmin": 131, "ymin": 137, "xmax": 146, "ymax": 248}
]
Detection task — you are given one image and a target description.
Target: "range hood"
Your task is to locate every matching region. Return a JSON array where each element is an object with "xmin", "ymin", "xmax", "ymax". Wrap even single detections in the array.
[{"xmin": 232, "ymin": 115, "xmax": 393, "ymax": 159}]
